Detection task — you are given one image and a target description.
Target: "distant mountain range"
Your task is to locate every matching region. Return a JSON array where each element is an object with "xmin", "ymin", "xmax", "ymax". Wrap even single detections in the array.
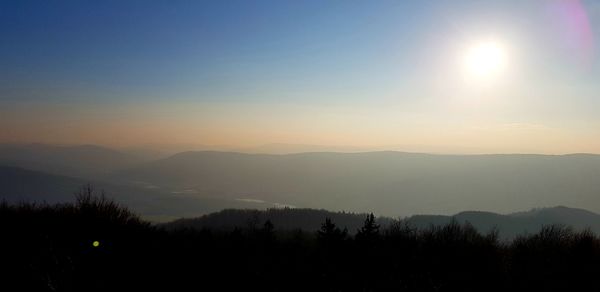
[
  {"xmin": 2, "ymin": 143, "xmax": 600, "ymax": 224},
  {"xmin": 165, "ymin": 206, "xmax": 600, "ymax": 240}
]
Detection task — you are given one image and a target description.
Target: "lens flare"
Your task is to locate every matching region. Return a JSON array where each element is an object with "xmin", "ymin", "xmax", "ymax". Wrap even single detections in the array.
[{"xmin": 547, "ymin": 0, "xmax": 594, "ymax": 66}]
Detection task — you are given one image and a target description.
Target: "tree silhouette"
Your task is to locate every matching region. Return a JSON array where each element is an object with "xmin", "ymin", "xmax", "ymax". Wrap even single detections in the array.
[
  {"xmin": 356, "ymin": 213, "xmax": 379, "ymax": 242},
  {"xmin": 258, "ymin": 219, "xmax": 275, "ymax": 244},
  {"xmin": 317, "ymin": 217, "xmax": 348, "ymax": 243},
  {"xmin": 261, "ymin": 219, "xmax": 274, "ymax": 235}
]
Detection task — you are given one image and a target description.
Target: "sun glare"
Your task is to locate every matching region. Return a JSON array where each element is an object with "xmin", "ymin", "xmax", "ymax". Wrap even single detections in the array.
[{"xmin": 464, "ymin": 41, "xmax": 507, "ymax": 81}]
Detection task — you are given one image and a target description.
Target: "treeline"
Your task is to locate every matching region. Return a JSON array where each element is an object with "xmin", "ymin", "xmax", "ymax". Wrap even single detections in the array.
[{"xmin": 2, "ymin": 188, "xmax": 600, "ymax": 291}]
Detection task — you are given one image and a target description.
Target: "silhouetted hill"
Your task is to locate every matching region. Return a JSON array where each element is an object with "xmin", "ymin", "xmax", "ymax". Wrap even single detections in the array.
[
  {"xmin": 116, "ymin": 151, "xmax": 600, "ymax": 216},
  {"xmin": 164, "ymin": 208, "xmax": 394, "ymax": 232},
  {"xmin": 408, "ymin": 206, "xmax": 600, "ymax": 239},
  {"xmin": 0, "ymin": 143, "xmax": 141, "ymax": 178},
  {"xmin": 164, "ymin": 206, "xmax": 600, "ymax": 240}
]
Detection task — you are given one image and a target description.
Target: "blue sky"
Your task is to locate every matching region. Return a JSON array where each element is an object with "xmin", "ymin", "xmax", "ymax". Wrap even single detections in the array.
[
  {"xmin": 1, "ymin": 0, "xmax": 433, "ymax": 103},
  {"xmin": 1, "ymin": 0, "xmax": 600, "ymax": 153}
]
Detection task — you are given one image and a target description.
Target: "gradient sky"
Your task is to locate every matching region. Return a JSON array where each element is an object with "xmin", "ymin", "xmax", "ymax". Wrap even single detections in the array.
[{"xmin": 2, "ymin": 0, "xmax": 600, "ymax": 153}]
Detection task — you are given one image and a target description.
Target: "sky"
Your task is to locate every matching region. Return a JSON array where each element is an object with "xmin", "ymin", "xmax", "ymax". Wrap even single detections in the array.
[{"xmin": 1, "ymin": 0, "xmax": 600, "ymax": 154}]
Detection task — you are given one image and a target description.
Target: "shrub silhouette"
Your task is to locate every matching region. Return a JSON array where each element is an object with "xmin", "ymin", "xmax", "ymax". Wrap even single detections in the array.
[
  {"xmin": 74, "ymin": 184, "xmax": 144, "ymax": 226},
  {"xmin": 0, "ymin": 185, "xmax": 154, "ymax": 292}
]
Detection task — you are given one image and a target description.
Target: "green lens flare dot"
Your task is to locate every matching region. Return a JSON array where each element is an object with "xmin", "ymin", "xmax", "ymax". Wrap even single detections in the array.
[{"xmin": 92, "ymin": 240, "xmax": 100, "ymax": 247}]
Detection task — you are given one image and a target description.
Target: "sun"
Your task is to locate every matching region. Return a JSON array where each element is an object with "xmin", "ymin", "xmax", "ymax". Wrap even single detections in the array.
[{"xmin": 464, "ymin": 41, "xmax": 507, "ymax": 81}]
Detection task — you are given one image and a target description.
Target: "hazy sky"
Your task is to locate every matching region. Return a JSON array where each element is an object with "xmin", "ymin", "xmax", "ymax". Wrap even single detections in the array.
[{"xmin": 2, "ymin": 0, "xmax": 600, "ymax": 153}]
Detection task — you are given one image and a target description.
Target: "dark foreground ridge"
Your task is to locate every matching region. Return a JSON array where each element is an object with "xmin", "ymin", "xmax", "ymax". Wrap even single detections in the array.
[{"xmin": 2, "ymin": 187, "xmax": 600, "ymax": 291}]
